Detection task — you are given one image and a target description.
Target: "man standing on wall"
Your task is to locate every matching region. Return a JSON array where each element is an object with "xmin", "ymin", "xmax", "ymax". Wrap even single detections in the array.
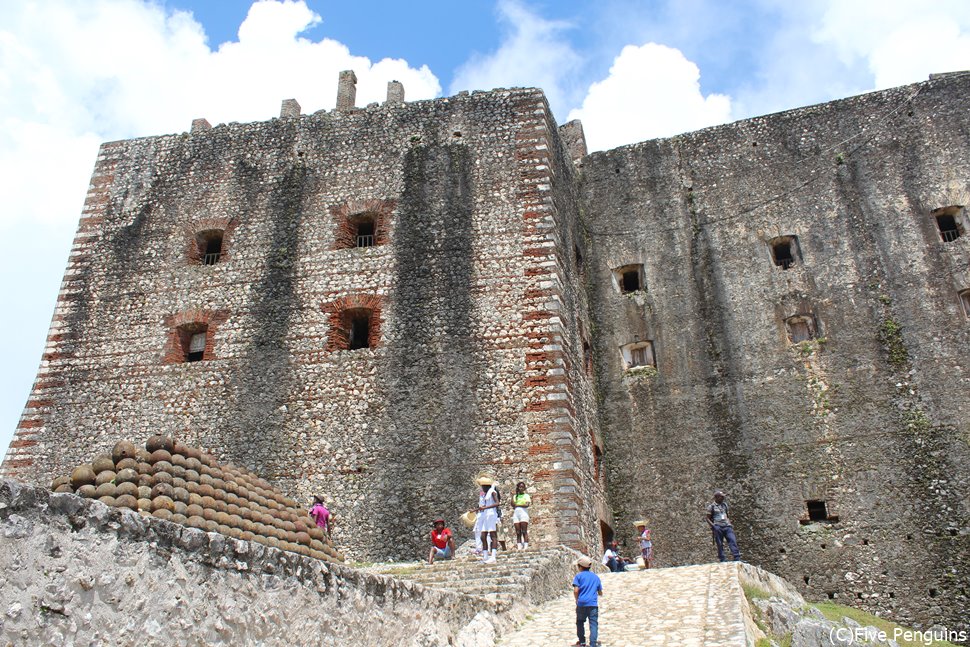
[{"xmin": 706, "ymin": 490, "xmax": 741, "ymax": 562}]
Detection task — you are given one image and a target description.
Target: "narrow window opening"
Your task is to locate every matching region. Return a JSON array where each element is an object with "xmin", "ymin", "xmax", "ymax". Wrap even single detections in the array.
[
  {"xmin": 773, "ymin": 242, "xmax": 794, "ymax": 269},
  {"xmin": 799, "ymin": 499, "xmax": 839, "ymax": 524},
  {"xmin": 195, "ymin": 229, "xmax": 225, "ymax": 266},
  {"xmin": 929, "ymin": 588, "xmax": 939, "ymax": 598},
  {"xmin": 203, "ymin": 236, "xmax": 223, "ymax": 265},
  {"xmin": 175, "ymin": 323, "xmax": 209, "ymax": 363},
  {"xmin": 807, "ymin": 500, "xmax": 828, "ymax": 521},
  {"xmin": 621, "ymin": 341, "xmax": 656, "ymax": 370},
  {"xmin": 803, "ymin": 575, "xmax": 811, "ymax": 585},
  {"xmin": 960, "ymin": 290, "xmax": 970, "ymax": 318},
  {"xmin": 187, "ymin": 332, "xmax": 206, "ymax": 362},
  {"xmin": 827, "ymin": 592, "xmax": 837, "ymax": 600},
  {"xmin": 355, "ymin": 218, "xmax": 375, "ymax": 248},
  {"xmin": 612, "ymin": 264, "xmax": 646, "ymax": 294},
  {"xmin": 936, "ymin": 214, "xmax": 960, "ymax": 242},
  {"xmin": 932, "ymin": 205, "xmax": 967, "ymax": 243},
  {"xmin": 583, "ymin": 341, "xmax": 593, "ymax": 374},
  {"xmin": 593, "ymin": 446, "xmax": 603, "ymax": 480},
  {"xmin": 622, "ymin": 270, "xmax": 641, "ymax": 292},
  {"xmin": 769, "ymin": 235, "xmax": 800, "ymax": 269},
  {"xmin": 349, "ymin": 312, "xmax": 371, "ymax": 349},
  {"xmin": 786, "ymin": 315, "xmax": 817, "ymax": 343}
]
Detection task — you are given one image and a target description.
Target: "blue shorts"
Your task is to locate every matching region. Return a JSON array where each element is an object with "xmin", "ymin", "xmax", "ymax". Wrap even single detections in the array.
[{"xmin": 434, "ymin": 545, "xmax": 452, "ymax": 558}]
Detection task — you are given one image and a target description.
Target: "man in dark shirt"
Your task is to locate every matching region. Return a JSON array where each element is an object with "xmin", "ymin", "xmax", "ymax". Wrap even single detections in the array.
[
  {"xmin": 572, "ymin": 556, "xmax": 603, "ymax": 646},
  {"xmin": 706, "ymin": 490, "xmax": 741, "ymax": 562}
]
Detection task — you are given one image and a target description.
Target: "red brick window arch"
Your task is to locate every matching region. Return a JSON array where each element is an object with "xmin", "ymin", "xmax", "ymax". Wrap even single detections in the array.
[
  {"xmin": 163, "ymin": 309, "xmax": 229, "ymax": 364},
  {"xmin": 185, "ymin": 217, "xmax": 237, "ymax": 265},
  {"xmin": 323, "ymin": 295, "xmax": 384, "ymax": 352},
  {"xmin": 330, "ymin": 199, "xmax": 394, "ymax": 250}
]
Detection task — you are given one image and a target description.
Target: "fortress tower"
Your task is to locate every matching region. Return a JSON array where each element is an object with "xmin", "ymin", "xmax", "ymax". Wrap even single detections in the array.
[{"xmin": 3, "ymin": 72, "xmax": 969, "ymax": 632}]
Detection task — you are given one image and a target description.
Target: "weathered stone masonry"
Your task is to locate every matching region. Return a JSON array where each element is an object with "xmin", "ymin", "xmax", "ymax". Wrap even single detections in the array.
[
  {"xmin": 582, "ymin": 76, "xmax": 970, "ymax": 633},
  {"xmin": 1, "ymin": 86, "xmax": 607, "ymax": 564},
  {"xmin": 3, "ymin": 72, "xmax": 969, "ymax": 633}
]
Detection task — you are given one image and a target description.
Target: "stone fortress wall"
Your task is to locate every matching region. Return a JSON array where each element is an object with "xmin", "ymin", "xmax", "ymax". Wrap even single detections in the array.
[
  {"xmin": 0, "ymin": 75, "xmax": 607, "ymax": 562},
  {"xmin": 582, "ymin": 75, "xmax": 970, "ymax": 632},
  {"xmin": 3, "ymin": 70, "xmax": 969, "ymax": 632}
]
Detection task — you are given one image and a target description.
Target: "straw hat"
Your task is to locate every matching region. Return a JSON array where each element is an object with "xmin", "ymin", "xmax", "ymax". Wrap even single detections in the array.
[
  {"xmin": 633, "ymin": 519, "xmax": 649, "ymax": 527},
  {"xmin": 460, "ymin": 511, "xmax": 477, "ymax": 528},
  {"xmin": 475, "ymin": 475, "xmax": 494, "ymax": 486},
  {"xmin": 575, "ymin": 556, "xmax": 592, "ymax": 568}
]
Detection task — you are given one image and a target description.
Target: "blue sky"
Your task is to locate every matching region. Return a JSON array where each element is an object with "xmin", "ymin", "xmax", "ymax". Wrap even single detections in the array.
[{"xmin": 2, "ymin": 0, "xmax": 970, "ymax": 459}]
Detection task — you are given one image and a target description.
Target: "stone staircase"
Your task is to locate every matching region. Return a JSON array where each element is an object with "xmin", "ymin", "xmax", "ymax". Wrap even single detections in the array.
[
  {"xmin": 496, "ymin": 562, "xmax": 798, "ymax": 647},
  {"xmin": 367, "ymin": 547, "xmax": 582, "ymax": 608}
]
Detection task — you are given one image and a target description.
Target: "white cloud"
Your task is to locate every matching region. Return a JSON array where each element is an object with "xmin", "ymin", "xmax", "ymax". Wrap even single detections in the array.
[
  {"xmin": 0, "ymin": 0, "xmax": 441, "ymax": 456},
  {"xmin": 814, "ymin": 0, "xmax": 970, "ymax": 89},
  {"xmin": 449, "ymin": 0, "xmax": 582, "ymax": 117},
  {"xmin": 568, "ymin": 43, "xmax": 732, "ymax": 152}
]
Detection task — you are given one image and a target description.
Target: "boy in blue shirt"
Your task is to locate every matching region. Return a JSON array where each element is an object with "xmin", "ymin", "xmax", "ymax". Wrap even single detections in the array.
[{"xmin": 572, "ymin": 556, "xmax": 603, "ymax": 646}]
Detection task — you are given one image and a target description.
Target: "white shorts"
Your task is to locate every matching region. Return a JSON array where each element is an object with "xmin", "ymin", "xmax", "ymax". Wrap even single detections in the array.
[
  {"xmin": 478, "ymin": 509, "xmax": 498, "ymax": 532},
  {"xmin": 512, "ymin": 507, "xmax": 530, "ymax": 523}
]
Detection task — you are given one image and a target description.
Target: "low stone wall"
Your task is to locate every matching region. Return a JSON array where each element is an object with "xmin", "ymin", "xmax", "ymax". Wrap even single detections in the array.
[{"xmin": 0, "ymin": 480, "xmax": 502, "ymax": 646}]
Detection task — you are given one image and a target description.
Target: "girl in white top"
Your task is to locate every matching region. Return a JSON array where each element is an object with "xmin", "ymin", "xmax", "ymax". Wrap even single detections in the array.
[{"xmin": 475, "ymin": 476, "xmax": 500, "ymax": 564}]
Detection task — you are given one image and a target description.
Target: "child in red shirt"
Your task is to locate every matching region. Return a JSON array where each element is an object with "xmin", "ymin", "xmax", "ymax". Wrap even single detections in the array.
[{"xmin": 428, "ymin": 519, "xmax": 455, "ymax": 565}]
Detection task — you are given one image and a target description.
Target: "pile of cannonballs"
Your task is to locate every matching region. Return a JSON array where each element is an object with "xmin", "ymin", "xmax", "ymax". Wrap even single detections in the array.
[{"xmin": 50, "ymin": 435, "xmax": 343, "ymax": 563}]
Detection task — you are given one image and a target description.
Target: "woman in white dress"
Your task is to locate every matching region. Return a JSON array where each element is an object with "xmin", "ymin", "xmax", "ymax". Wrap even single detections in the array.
[{"xmin": 474, "ymin": 475, "xmax": 500, "ymax": 564}]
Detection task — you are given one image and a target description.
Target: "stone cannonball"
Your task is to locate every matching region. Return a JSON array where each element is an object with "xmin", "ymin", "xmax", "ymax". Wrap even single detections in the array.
[
  {"xmin": 98, "ymin": 495, "xmax": 116, "ymax": 507},
  {"xmin": 77, "ymin": 484, "xmax": 97, "ymax": 499},
  {"xmin": 115, "ymin": 482, "xmax": 138, "ymax": 498},
  {"xmin": 115, "ymin": 468, "xmax": 139, "ymax": 485},
  {"xmin": 50, "ymin": 475, "xmax": 71, "ymax": 491},
  {"xmin": 95, "ymin": 470, "xmax": 116, "ymax": 487},
  {"xmin": 114, "ymin": 494, "xmax": 138, "ymax": 510},
  {"xmin": 151, "ymin": 508, "xmax": 173, "ymax": 521},
  {"xmin": 151, "ymin": 457, "xmax": 173, "ymax": 472},
  {"xmin": 95, "ymin": 482, "xmax": 116, "ymax": 498},
  {"xmin": 70, "ymin": 465, "xmax": 96, "ymax": 488},
  {"xmin": 91, "ymin": 455, "xmax": 115, "ymax": 475},
  {"xmin": 151, "ymin": 471, "xmax": 173, "ymax": 486},
  {"xmin": 151, "ymin": 483, "xmax": 174, "ymax": 500},
  {"xmin": 151, "ymin": 496, "xmax": 175, "ymax": 513},
  {"xmin": 116, "ymin": 457, "xmax": 138, "ymax": 472},
  {"xmin": 145, "ymin": 435, "xmax": 174, "ymax": 454},
  {"xmin": 111, "ymin": 441, "xmax": 139, "ymax": 464}
]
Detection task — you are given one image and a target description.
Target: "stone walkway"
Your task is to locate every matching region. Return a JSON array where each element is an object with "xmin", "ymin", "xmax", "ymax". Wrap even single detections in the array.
[{"xmin": 498, "ymin": 563, "xmax": 750, "ymax": 647}]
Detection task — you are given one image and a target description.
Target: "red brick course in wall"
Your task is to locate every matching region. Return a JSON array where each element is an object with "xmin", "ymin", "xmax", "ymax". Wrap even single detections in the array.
[
  {"xmin": 510, "ymin": 91, "xmax": 600, "ymax": 552},
  {"xmin": 330, "ymin": 199, "xmax": 395, "ymax": 250},
  {"xmin": 1, "ymin": 141, "xmax": 126, "ymax": 481}
]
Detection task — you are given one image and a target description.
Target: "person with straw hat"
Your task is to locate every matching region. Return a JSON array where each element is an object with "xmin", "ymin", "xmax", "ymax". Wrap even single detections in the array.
[
  {"xmin": 473, "ymin": 475, "xmax": 500, "ymax": 564},
  {"xmin": 634, "ymin": 519, "xmax": 653, "ymax": 569}
]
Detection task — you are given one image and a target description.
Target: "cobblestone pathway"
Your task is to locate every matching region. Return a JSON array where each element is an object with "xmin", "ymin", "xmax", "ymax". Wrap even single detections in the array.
[{"xmin": 498, "ymin": 563, "xmax": 750, "ymax": 647}]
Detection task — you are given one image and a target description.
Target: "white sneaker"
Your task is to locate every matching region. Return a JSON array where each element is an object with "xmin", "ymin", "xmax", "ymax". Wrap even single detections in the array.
[{"xmin": 484, "ymin": 555, "xmax": 497, "ymax": 564}]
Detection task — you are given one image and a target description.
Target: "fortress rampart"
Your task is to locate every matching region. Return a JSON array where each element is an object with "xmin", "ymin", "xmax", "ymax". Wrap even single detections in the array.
[{"xmin": 3, "ymin": 71, "xmax": 968, "ymax": 631}]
